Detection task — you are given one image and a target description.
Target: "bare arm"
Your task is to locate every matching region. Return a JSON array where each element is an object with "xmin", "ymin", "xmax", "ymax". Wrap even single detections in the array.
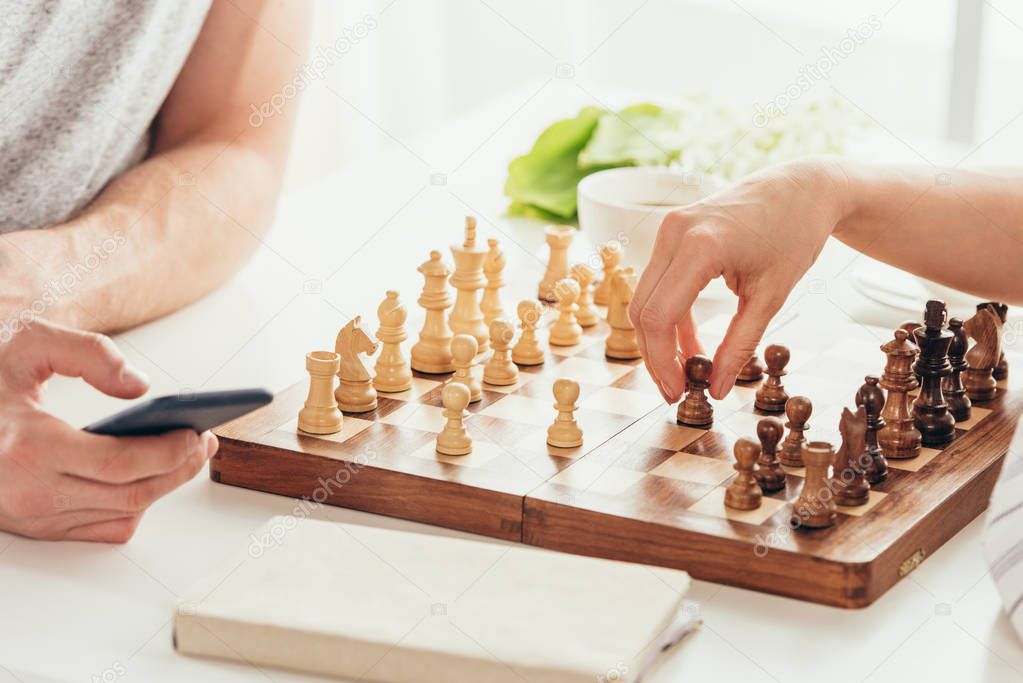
[
  {"xmin": 631, "ymin": 157, "xmax": 1023, "ymax": 404},
  {"xmin": 836, "ymin": 162, "xmax": 1023, "ymax": 303},
  {"xmin": 0, "ymin": 0, "xmax": 310, "ymax": 332}
]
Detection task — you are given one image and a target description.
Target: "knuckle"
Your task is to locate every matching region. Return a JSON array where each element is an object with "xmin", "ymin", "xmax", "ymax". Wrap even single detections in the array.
[
  {"xmin": 83, "ymin": 332, "xmax": 120, "ymax": 362},
  {"xmin": 638, "ymin": 305, "xmax": 672, "ymax": 330},
  {"xmin": 679, "ymin": 225, "xmax": 719, "ymax": 253},
  {"xmin": 123, "ymin": 482, "xmax": 155, "ymax": 513},
  {"xmin": 662, "ymin": 208, "xmax": 697, "ymax": 231}
]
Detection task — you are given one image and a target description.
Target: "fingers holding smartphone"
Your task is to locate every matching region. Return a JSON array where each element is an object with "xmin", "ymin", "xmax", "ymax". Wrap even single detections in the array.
[{"xmin": 0, "ymin": 321, "xmax": 221, "ymax": 543}]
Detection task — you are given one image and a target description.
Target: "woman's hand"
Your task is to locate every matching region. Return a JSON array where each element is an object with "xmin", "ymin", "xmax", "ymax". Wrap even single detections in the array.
[
  {"xmin": 0, "ymin": 320, "xmax": 217, "ymax": 542},
  {"xmin": 630, "ymin": 157, "xmax": 850, "ymax": 403}
]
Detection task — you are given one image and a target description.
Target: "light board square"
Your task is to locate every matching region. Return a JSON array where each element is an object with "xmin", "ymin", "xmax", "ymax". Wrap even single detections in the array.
[
  {"xmin": 407, "ymin": 439, "xmax": 503, "ymax": 469},
  {"xmin": 837, "ymin": 489, "xmax": 889, "ymax": 517},
  {"xmin": 581, "ymin": 387, "xmax": 662, "ymax": 418},
  {"xmin": 886, "ymin": 447, "xmax": 943, "ymax": 472},
  {"xmin": 378, "ymin": 376, "xmax": 442, "ymax": 401},
  {"xmin": 635, "ymin": 414, "xmax": 708, "ymax": 452},
  {"xmin": 278, "ymin": 417, "xmax": 374, "ymax": 444},
  {"xmin": 688, "ymin": 487, "xmax": 787, "ymax": 525},
  {"xmin": 542, "ymin": 356, "xmax": 633, "ymax": 385},
  {"xmin": 548, "ymin": 338, "xmax": 594, "ymax": 357},
  {"xmin": 481, "ymin": 371, "xmax": 537, "ymax": 394},
  {"xmin": 956, "ymin": 406, "xmax": 993, "ymax": 430},
  {"xmin": 548, "ymin": 461, "xmax": 646, "ymax": 496},
  {"xmin": 378, "ymin": 403, "xmax": 447, "ymax": 433},
  {"xmin": 716, "ymin": 384, "xmax": 760, "ymax": 412},
  {"xmin": 478, "ymin": 393, "xmax": 551, "ymax": 427},
  {"xmin": 650, "ymin": 453, "xmax": 736, "ymax": 486}
]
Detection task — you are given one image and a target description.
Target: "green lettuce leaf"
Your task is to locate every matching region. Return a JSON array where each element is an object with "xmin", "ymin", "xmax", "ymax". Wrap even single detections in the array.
[
  {"xmin": 578, "ymin": 103, "xmax": 684, "ymax": 168},
  {"xmin": 503, "ymin": 106, "xmax": 605, "ymax": 220}
]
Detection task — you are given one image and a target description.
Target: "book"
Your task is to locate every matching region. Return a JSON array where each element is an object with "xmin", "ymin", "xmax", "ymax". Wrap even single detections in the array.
[{"xmin": 174, "ymin": 516, "xmax": 696, "ymax": 683}]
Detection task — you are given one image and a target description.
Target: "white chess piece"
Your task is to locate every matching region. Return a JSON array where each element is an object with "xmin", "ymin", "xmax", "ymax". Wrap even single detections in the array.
[
  {"xmin": 437, "ymin": 382, "xmax": 472, "ymax": 456},
  {"xmin": 547, "ymin": 378, "xmax": 583, "ymax": 448}
]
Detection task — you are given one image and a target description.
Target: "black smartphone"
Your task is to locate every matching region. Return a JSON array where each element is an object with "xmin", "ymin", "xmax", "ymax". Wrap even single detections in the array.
[{"xmin": 84, "ymin": 388, "xmax": 274, "ymax": 437}]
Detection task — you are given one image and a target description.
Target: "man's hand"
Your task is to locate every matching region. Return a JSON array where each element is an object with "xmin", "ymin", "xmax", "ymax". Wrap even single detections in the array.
[
  {"xmin": 0, "ymin": 320, "xmax": 217, "ymax": 542},
  {"xmin": 630, "ymin": 158, "xmax": 847, "ymax": 403}
]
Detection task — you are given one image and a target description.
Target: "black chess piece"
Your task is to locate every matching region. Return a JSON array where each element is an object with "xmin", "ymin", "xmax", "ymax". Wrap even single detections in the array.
[
  {"xmin": 778, "ymin": 395, "xmax": 812, "ymax": 467},
  {"xmin": 736, "ymin": 354, "xmax": 764, "ymax": 383},
  {"xmin": 754, "ymin": 417, "xmax": 786, "ymax": 493},
  {"xmin": 833, "ymin": 406, "xmax": 870, "ymax": 506},
  {"xmin": 754, "ymin": 345, "xmax": 789, "ymax": 413},
  {"xmin": 942, "ymin": 317, "xmax": 971, "ymax": 423},
  {"xmin": 911, "ymin": 300, "xmax": 956, "ymax": 447},
  {"xmin": 982, "ymin": 302, "xmax": 1010, "ymax": 381},
  {"xmin": 856, "ymin": 375, "xmax": 888, "ymax": 484},
  {"xmin": 676, "ymin": 355, "xmax": 713, "ymax": 428}
]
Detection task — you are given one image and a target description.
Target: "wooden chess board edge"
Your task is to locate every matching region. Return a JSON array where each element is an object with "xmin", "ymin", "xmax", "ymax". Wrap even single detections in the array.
[
  {"xmin": 211, "ymin": 438, "xmax": 524, "ymax": 541},
  {"xmin": 863, "ymin": 450, "xmax": 1006, "ymax": 605},
  {"xmin": 521, "ymin": 500, "xmax": 870, "ymax": 608}
]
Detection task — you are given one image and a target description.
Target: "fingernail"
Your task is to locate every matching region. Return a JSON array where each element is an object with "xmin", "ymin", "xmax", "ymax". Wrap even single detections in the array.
[
  {"xmin": 657, "ymin": 380, "xmax": 673, "ymax": 404},
  {"xmin": 203, "ymin": 431, "xmax": 219, "ymax": 458},
  {"xmin": 120, "ymin": 363, "xmax": 149, "ymax": 387},
  {"xmin": 710, "ymin": 377, "xmax": 734, "ymax": 401}
]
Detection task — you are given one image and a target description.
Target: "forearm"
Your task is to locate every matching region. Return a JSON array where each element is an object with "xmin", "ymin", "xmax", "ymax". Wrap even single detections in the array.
[
  {"xmin": 0, "ymin": 136, "xmax": 281, "ymax": 332},
  {"xmin": 0, "ymin": 0, "xmax": 308, "ymax": 333},
  {"xmin": 832, "ymin": 160, "xmax": 1023, "ymax": 305}
]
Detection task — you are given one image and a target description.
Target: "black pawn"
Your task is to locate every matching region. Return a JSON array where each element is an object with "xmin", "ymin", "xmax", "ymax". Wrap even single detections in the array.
[
  {"xmin": 942, "ymin": 317, "xmax": 971, "ymax": 423},
  {"xmin": 911, "ymin": 300, "xmax": 956, "ymax": 447},
  {"xmin": 754, "ymin": 345, "xmax": 789, "ymax": 413},
  {"xmin": 754, "ymin": 417, "xmax": 786, "ymax": 493},
  {"xmin": 676, "ymin": 356, "xmax": 713, "ymax": 428},
  {"xmin": 855, "ymin": 375, "xmax": 888, "ymax": 484}
]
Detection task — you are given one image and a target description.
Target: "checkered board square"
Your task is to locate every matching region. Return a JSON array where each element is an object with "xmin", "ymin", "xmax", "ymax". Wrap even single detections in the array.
[
  {"xmin": 212, "ymin": 307, "xmax": 1023, "ymax": 607},
  {"xmin": 212, "ymin": 308, "xmax": 662, "ymax": 541}
]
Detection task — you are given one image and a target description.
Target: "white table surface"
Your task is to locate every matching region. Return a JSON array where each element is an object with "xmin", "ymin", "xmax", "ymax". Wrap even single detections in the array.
[{"xmin": 3, "ymin": 82, "xmax": 1023, "ymax": 683}]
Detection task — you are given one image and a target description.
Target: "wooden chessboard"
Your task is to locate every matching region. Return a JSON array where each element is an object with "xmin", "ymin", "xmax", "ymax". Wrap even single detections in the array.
[{"xmin": 212, "ymin": 309, "xmax": 1023, "ymax": 608}]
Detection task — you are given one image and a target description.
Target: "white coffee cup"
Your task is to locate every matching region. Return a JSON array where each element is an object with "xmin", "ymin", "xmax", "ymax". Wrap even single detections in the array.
[{"xmin": 577, "ymin": 167, "xmax": 725, "ymax": 271}]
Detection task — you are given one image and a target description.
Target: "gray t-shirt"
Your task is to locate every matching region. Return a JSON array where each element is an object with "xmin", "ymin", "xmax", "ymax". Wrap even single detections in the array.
[{"xmin": 0, "ymin": 0, "xmax": 212, "ymax": 233}]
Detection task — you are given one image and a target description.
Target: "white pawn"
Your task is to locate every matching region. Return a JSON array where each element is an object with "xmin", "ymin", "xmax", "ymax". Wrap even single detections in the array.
[
  {"xmin": 512, "ymin": 299, "xmax": 544, "ymax": 366},
  {"xmin": 547, "ymin": 378, "xmax": 583, "ymax": 448},
  {"xmin": 484, "ymin": 318, "xmax": 519, "ymax": 386},
  {"xmin": 549, "ymin": 278, "xmax": 582, "ymax": 346},
  {"xmin": 437, "ymin": 382, "xmax": 472, "ymax": 456},
  {"xmin": 481, "ymin": 238, "xmax": 507, "ymax": 325},
  {"xmin": 571, "ymin": 263, "xmax": 599, "ymax": 328},
  {"xmin": 450, "ymin": 333, "xmax": 482, "ymax": 403},
  {"xmin": 374, "ymin": 291, "xmax": 413, "ymax": 393}
]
